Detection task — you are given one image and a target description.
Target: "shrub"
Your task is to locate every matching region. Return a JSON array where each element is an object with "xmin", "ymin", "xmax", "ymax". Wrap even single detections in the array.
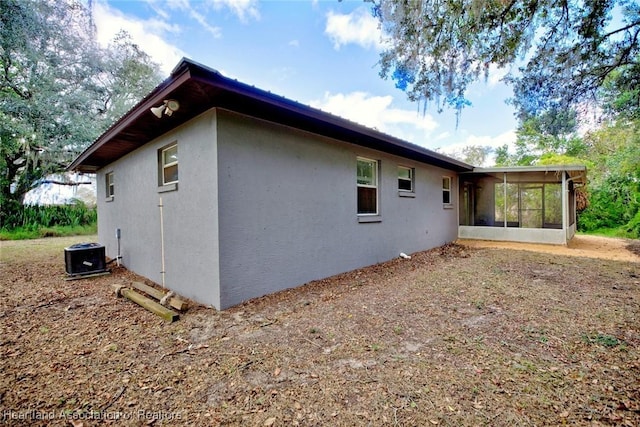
[
  {"xmin": 625, "ymin": 210, "xmax": 640, "ymax": 239},
  {"xmin": 0, "ymin": 201, "xmax": 97, "ymax": 233}
]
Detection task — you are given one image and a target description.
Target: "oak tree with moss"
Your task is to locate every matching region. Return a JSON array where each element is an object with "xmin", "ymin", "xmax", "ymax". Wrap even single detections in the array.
[
  {"xmin": 0, "ymin": 0, "xmax": 162, "ymax": 226},
  {"xmin": 370, "ymin": 0, "xmax": 640, "ymax": 119}
]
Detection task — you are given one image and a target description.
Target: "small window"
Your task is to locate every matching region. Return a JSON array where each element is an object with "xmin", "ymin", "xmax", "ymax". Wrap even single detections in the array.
[
  {"xmin": 105, "ymin": 172, "xmax": 114, "ymax": 198},
  {"xmin": 398, "ymin": 166, "xmax": 414, "ymax": 192},
  {"xmin": 357, "ymin": 157, "xmax": 378, "ymax": 215},
  {"xmin": 161, "ymin": 143, "xmax": 178, "ymax": 185},
  {"xmin": 442, "ymin": 176, "xmax": 452, "ymax": 205}
]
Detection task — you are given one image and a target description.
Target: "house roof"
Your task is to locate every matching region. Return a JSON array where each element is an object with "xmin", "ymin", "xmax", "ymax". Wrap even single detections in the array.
[
  {"xmin": 463, "ymin": 165, "xmax": 587, "ymax": 184},
  {"xmin": 68, "ymin": 58, "xmax": 473, "ymax": 173}
]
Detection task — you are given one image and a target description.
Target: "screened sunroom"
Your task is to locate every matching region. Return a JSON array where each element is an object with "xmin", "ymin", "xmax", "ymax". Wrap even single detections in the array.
[{"xmin": 458, "ymin": 166, "xmax": 587, "ymax": 245}]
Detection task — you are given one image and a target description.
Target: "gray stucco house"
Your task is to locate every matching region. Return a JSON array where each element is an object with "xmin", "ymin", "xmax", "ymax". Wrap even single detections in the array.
[{"xmin": 69, "ymin": 58, "xmax": 585, "ymax": 310}]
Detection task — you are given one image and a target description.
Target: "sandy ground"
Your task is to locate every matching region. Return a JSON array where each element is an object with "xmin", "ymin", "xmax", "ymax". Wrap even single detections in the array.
[{"xmin": 457, "ymin": 234, "xmax": 640, "ymax": 263}]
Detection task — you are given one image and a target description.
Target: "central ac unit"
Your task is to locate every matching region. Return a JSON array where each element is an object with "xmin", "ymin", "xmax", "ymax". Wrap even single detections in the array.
[{"xmin": 64, "ymin": 243, "xmax": 107, "ymax": 276}]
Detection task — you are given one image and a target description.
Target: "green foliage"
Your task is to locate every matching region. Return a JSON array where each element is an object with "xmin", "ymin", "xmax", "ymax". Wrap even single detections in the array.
[
  {"xmin": 492, "ymin": 76, "xmax": 639, "ymax": 238},
  {"xmin": 0, "ymin": 224, "xmax": 97, "ymax": 240},
  {"xmin": 445, "ymin": 144, "xmax": 492, "ymax": 166},
  {"xmin": 502, "ymin": 110, "xmax": 590, "ymax": 166},
  {"xmin": 577, "ymin": 118, "xmax": 640, "ymax": 237},
  {"xmin": 600, "ymin": 62, "xmax": 640, "ymax": 121},
  {"xmin": 585, "ymin": 120, "xmax": 640, "ymax": 184},
  {"xmin": 625, "ymin": 211, "xmax": 640, "ymax": 238},
  {"xmin": 579, "ymin": 175, "xmax": 640, "ymax": 237},
  {"xmin": 581, "ymin": 333, "xmax": 623, "ymax": 348},
  {"xmin": 493, "ymin": 144, "xmax": 511, "ymax": 166},
  {"xmin": 0, "ymin": 0, "xmax": 162, "ymax": 222},
  {"xmin": 1, "ymin": 201, "xmax": 97, "ymax": 233},
  {"xmin": 371, "ymin": 0, "xmax": 640, "ymax": 118},
  {"xmin": 537, "ymin": 154, "xmax": 594, "ymax": 169}
]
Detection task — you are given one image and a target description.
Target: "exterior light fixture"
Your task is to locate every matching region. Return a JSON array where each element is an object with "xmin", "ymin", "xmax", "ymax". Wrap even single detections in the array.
[{"xmin": 150, "ymin": 99, "xmax": 180, "ymax": 118}]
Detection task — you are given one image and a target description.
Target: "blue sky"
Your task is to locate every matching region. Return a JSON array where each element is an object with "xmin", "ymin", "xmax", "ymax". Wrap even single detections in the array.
[{"xmin": 92, "ymin": 0, "xmax": 519, "ymax": 161}]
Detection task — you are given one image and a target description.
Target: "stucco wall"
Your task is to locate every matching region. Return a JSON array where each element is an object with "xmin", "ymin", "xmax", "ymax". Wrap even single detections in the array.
[
  {"xmin": 97, "ymin": 110, "xmax": 221, "ymax": 307},
  {"xmin": 215, "ymin": 110, "xmax": 459, "ymax": 309}
]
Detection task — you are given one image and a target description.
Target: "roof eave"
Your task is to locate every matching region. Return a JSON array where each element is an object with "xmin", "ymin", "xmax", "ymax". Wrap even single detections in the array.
[
  {"xmin": 69, "ymin": 58, "xmax": 473, "ymax": 173},
  {"xmin": 187, "ymin": 66, "xmax": 472, "ymax": 172},
  {"xmin": 67, "ymin": 65, "xmax": 193, "ymax": 172},
  {"xmin": 469, "ymin": 165, "xmax": 587, "ymax": 174}
]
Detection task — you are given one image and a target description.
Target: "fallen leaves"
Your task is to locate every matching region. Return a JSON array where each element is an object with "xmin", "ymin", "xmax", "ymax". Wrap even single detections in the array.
[{"xmin": 0, "ymin": 237, "xmax": 638, "ymax": 426}]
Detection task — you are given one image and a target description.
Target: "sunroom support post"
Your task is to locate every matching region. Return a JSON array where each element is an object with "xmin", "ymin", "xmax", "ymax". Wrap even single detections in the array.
[{"xmin": 503, "ymin": 172, "xmax": 507, "ymax": 228}]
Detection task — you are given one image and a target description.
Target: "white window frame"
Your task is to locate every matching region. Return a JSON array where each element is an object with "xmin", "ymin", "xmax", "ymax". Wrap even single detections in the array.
[
  {"xmin": 105, "ymin": 172, "xmax": 114, "ymax": 198},
  {"xmin": 442, "ymin": 176, "xmax": 452, "ymax": 206},
  {"xmin": 398, "ymin": 166, "xmax": 414, "ymax": 192},
  {"xmin": 357, "ymin": 157, "xmax": 379, "ymax": 215},
  {"xmin": 161, "ymin": 143, "xmax": 178, "ymax": 186}
]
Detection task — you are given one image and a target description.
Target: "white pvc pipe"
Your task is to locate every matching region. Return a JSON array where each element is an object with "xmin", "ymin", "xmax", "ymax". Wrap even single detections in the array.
[{"xmin": 159, "ymin": 196, "xmax": 166, "ymax": 288}]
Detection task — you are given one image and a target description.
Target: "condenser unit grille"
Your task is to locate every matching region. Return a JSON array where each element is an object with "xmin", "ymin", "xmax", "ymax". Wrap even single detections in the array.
[{"xmin": 64, "ymin": 243, "xmax": 106, "ymax": 276}]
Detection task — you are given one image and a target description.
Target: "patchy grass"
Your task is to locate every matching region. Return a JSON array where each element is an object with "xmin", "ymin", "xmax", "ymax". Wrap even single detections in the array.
[
  {"xmin": 578, "ymin": 227, "xmax": 637, "ymax": 239},
  {"xmin": 0, "ymin": 224, "xmax": 97, "ymax": 240},
  {"xmin": 0, "ymin": 235, "xmax": 96, "ymax": 263},
  {"xmin": 582, "ymin": 333, "xmax": 625, "ymax": 348},
  {"xmin": 0, "ymin": 239, "xmax": 638, "ymax": 426}
]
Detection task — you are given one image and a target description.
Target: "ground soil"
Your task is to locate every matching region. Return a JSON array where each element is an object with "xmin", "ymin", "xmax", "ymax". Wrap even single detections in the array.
[
  {"xmin": 1, "ymin": 236, "xmax": 639, "ymax": 426},
  {"xmin": 457, "ymin": 235, "xmax": 640, "ymax": 263}
]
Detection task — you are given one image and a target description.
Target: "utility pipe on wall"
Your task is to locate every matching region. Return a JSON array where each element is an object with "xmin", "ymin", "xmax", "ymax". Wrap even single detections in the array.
[
  {"xmin": 116, "ymin": 228, "xmax": 121, "ymax": 267},
  {"xmin": 159, "ymin": 196, "xmax": 166, "ymax": 289}
]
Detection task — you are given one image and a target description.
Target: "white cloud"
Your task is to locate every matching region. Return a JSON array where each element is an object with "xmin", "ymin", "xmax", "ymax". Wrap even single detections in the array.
[
  {"xmin": 438, "ymin": 130, "xmax": 517, "ymax": 166},
  {"xmin": 309, "ymin": 91, "xmax": 438, "ymax": 143},
  {"xmin": 209, "ymin": 0, "xmax": 260, "ymax": 23},
  {"xmin": 487, "ymin": 64, "xmax": 510, "ymax": 87},
  {"xmin": 325, "ymin": 8, "xmax": 382, "ymax": 50},
  {"xmin": 188, "ymin": 9, "xmax": 222, "ymax": 38},
  {"xmin": 93, "ymin": 1, "xmax": 185, "ymax": 75},
  {"xmin": 288, "ymin": 39, "xmax": 300, "ymax": 48},
  {"xmin": 145, "ymin": 0, "xmax": 170, "ymax": 20},
  {"xmin": 462, "ymin": 131, "xmax": 516, "ymax": 148},
  {"xmin": 162, "ymin": 0, "xmax": 222, "ymax": 38},
  {"xmin": 434, "ymin": 131, "xmax": 451, "ymax": 141}
]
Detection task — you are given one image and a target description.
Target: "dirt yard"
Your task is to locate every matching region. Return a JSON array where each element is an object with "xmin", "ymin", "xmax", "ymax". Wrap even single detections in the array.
[
  {"xmin": 457, "ymin": 234, "xmax": 640, "ymax": 263},
  {"xmin": 1, "ymin": 236, "xmax": 639, "ymax": 426}
]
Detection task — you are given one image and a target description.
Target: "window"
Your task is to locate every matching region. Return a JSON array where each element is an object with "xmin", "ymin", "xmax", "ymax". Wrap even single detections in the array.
[
  {"xmin": 442, "ymin": 176, "xmax": 452, "ymax": 205},
  {"xmin": 495, "ymin": 183, "xmax": 519, "ymax": 226},
  {"xmin": 105, "ymin": 172, "xmax": 114, "ymax": 198},
  {"xmin": 160, "ymin": 143, "xmax": 178, "ymax": 185},
  {"xmin": 495, "ymin": 182, "xmax": 563, "ymax": 229},
  {"xmin": 398, "ymin": 166, "xmax": 414, "ymax": 192},
  {"xmin": 357, "ymin": 157, "xmax": 378, "ymax": 215}
]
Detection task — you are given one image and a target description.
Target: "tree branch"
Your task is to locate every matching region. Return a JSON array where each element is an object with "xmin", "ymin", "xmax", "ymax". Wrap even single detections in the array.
[
  {"xmin": 38, "ymin": 179, "xmax": 93, "ymax": 186},
  {"xmin": 602, "ymin": 20, "xmax": 640, "ymax": 39},
  {"xmin": 1, "ymin": 57, "xmax": 32, "ymax": 100}
]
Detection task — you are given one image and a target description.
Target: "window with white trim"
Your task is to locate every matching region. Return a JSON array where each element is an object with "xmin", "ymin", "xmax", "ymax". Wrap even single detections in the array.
[
  {"xmin": 398, "ymin": 166, "xmax": 414, "ymax": 192},
  {"xmin": 160, "ymin": 143, "xmax": 178, "ymax": 185},
  {"xmin": 105, "ymin": 172, "xmax": 114, "ymax": 198},
  {"xmin": 442, "ymin": 176, "xmax": 452, "ymax": 205},
  {"xmin": 357, "ymin": 157, "xmax": 378, "ymax": 215}
]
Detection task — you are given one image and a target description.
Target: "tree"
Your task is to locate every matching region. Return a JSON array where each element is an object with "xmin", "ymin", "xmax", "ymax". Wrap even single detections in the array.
[
  {"xmin": 0, "ymin": 0, "xmax": 161, "ymax": 226},
  {"xmin": 514, "ymin": 109, "xmax": 588, "ymax": 165},
  {"xmin": 573, "ymin": 69, "xmax": 640, "ymax": 237},
  {"xmin": 600, "ymin": 59, "xmax": 640, "ymax": 121},
  {"xmin": 370, "ymin": 0, "xmax": 640, "ymax": 119},
  {"xmin": 97, "ymin": 31, "xmax": 163, "ymax": 122},
  {"xmin": 493, "ymin": 144, "xmax": 511, "ymax": 166},
  {"xmin": 445, "ymin": 144, "xmax": 492, "ymax": 166}
]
